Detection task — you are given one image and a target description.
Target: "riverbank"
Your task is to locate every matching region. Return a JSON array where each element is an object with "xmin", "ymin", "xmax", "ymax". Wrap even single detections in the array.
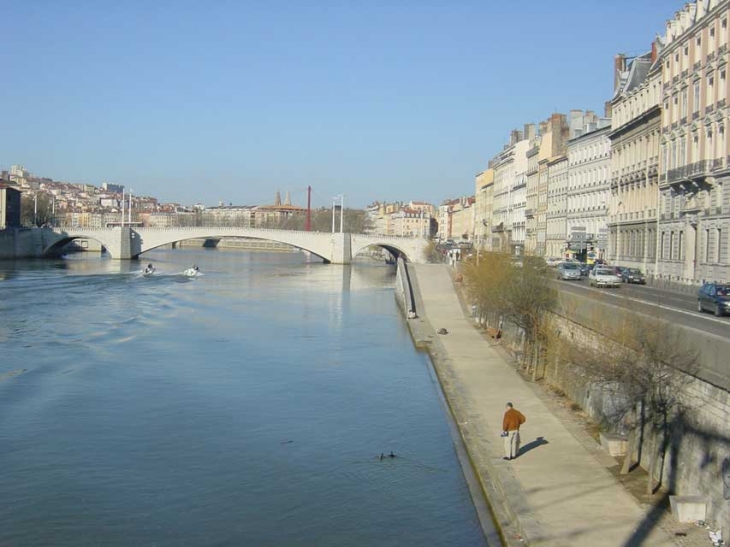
[{"xmin": 404, "ymin": 263, "xmax": 686, "ymax": 547}]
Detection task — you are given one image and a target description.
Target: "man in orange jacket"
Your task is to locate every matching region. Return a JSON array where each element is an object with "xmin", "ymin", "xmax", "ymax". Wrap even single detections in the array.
[{"xmin": 502, "ymin": 402, "xmax": 526, "ymax": 460}]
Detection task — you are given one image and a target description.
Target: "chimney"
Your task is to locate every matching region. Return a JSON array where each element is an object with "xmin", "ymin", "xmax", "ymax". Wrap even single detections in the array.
[
  {"xmin": 510, "ymin": 129, "xmax": 521, "ymax": 145},
  {"xmin": 614, "ymin": 54, "xmax": 626, "ymax": 89},
  {"xmin": 523, "ymin": 123, "xmax": 536, "ymax": 141},
  {"xmin": 604, "ymin": 100, "xmax": 613, "ymax": 118},
  {"xmin": 651, "ymin": 40, "xmax": 658, "ymax": 63}
]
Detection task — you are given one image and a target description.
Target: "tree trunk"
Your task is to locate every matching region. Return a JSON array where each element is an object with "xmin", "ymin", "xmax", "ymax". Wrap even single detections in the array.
[{"xmin": 646, "ymin": 427, "xmax": 657, "ymax": 495}]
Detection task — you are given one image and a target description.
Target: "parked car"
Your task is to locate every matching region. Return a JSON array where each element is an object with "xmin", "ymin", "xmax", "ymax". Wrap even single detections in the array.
[
  {"xmin": 557, "ymin": 261, "xmax": 582, "ymax": 281},
  {"xmin": 589, "ymin": 267, "xmax": 621, "ymax": 288},
  {"xmin": 580, "ymin": 263, "xmax": 594, "ymax": 277},
  {"xmin": 545, "ymin": 257, "xmax": 562, "ymax": 267},
  {"xmin": 697, "ymin": 283, "xmax": 730, "ymax": 316},
  {"xmin": 609, "ymin": 266, "xmax": 627, "ymax": 278},
  {"xmin": 620, "ymin": 268, "xmax": 646, "ymax": 284}
]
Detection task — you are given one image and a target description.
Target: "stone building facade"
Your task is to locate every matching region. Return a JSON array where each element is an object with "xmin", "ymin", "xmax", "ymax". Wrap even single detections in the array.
[
  {"xmin": 607, "ymin": 50, "xmax": 662, "ymax": 274},
  {"xmin": 474, "ymin": 168, "xmax": 494, "ymax": 250},
  {"xmin": 546, "ymin": 156, "xmax": 568, "ymax": 258},
  {"xmin": 657, "ymin": 0, "xmax": 730, "ymax": 283},
  {"xmin": 567, "ymin": 121, "xmax": 612, "ymax": 261}
]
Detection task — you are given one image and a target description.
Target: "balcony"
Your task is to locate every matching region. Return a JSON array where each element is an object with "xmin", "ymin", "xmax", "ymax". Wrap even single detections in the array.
[
  {"xmin": 688, "ymin": 160, "xmax": 709, "ymax": 177},
  {"xmin": 680, "ymin": 116, "xmax": 687, "ymax": 125},
  {"xmin": 720, "ymin": 44, "xmax": 728, "ymax": 55},
  {"xmin": 524, "ymin": 208, "xmax": 535, "ymax": 217},
  {"xmin": 693, "ymin": 111, "xmax": 700, "ymax": 120},
  {"xmin": 708, "ymin": 52, "xmax": 716, "ymax": 62},
  {"xmin": 707, "ymin": 104, "xmax": 715, "ymax": 114},
  {"xmin": 712, "ymin": 158, "xmax": 725, "ymax": 171},
  {"xmin": 682, "ymin": 69, "xmax": 689, "ymax": 79},
  {"xmin": 694, "ymin": 61, "xmax": 702, "ymax": 70},
  {"xmin": 719, "ymin": 98, "xmax": 726, "ymax": 109},
  {"xmin": 672, "ymin": 74, "xmax": 679, "ymax": 84},
  {"xmin": 671, "ymin": 122, "xmax": 679, "ymax": 130},
  {"xmin": 667, "ymin": 166, "xmax": 688, "ymax": 183}
]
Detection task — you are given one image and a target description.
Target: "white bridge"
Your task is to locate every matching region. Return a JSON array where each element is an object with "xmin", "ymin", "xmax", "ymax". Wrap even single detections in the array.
[{"xmin": 41, "ymin": 227, "xmax": 429, "ymax": 264}]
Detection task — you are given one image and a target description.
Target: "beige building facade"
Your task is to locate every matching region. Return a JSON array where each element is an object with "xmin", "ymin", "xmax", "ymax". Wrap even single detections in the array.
[
  {"xmin": 656, "ymin": 0, "xmax": 730, "ymax": 284},
  {"xmin": 474, "ymin": 169, "xmax": 494, "ymax": 250},
  {"xmin": 607, "ymin": 50, "xmax": 662, "ymax": 274}
]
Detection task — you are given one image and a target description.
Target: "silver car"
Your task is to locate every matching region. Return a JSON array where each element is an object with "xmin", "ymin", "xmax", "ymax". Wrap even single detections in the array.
[
  {"xmin": 557, "ymin": 262, "xmax": 582, "ymax": 281},
  {"xmin": 589, "ymin": 267, "xmax": 621, "ymax": 288}
]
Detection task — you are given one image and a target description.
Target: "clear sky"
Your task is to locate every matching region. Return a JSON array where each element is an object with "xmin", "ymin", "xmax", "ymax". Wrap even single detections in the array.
[{"xmin": 1, "ymin": 0, "xmax": 686, "ymax": 209}]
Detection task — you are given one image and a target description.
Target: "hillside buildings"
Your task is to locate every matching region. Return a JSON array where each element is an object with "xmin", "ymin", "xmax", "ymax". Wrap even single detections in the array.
[{"xmin": 366, "ymin": 201, "xmax": 436, "ymax": 238}]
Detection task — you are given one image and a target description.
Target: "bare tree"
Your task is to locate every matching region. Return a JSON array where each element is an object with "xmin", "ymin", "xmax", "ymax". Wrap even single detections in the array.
[{"xmin": 564, "ymin": 315, "xmax": 698, "ymax": 493}]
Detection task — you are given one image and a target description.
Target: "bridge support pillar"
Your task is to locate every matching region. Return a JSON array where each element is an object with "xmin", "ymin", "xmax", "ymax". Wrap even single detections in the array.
[
  {"xmin": 109, "ymin": 227, "xmax": 142, "ymax": 260},
  {"xmin": 330, "ymin": 233, "xmax": 352, "ymax": 264}
]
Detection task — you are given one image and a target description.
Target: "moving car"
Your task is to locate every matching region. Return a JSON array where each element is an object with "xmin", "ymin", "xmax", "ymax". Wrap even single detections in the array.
[
  {"xmin": 589, "ymin": 267, "xmax": 621, "ymax": 288},
  {"xmin": 557, "ymin": 261, "xmax": 582, "ymax": 281},
  {"xmin": 620, "ymin": 268, "xmax": 646, "ymax": 284},
  {"xmin": 697, "ymin": 283, "xmax": 730, "ymax": 316}
]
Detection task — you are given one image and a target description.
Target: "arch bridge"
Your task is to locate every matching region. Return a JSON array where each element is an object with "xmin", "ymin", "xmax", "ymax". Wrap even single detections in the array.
[{"xmin": 42, "ymin": 227, "xmax": 429, "ymax": 264}]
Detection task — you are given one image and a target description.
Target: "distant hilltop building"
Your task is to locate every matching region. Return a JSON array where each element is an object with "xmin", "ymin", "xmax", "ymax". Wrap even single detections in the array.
[
  {"xmin": 0, "ymin": 183, "xmax": 21, "ymax": 229},
  {"xmin": 101, "ymin": 182, "xmax": 125, "ymax": 194}
]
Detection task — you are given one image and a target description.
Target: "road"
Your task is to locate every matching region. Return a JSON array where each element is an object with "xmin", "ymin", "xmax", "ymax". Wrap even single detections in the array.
[{"xmin": 554, "ymin": 275, "xmax": 730, "ymax": 339}]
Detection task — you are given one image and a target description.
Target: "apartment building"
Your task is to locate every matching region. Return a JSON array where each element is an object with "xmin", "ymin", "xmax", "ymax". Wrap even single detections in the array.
[
  {"xmin": 566, "ymin": 119, "xmax": 612, "ymax": 260},
  {"xmin": 607, "ymin": 50, "xmax": 662, "ymax": 274},
  {"xmin": 656, "ymin": 1, "xmax": 730, "ymax": 283},
  {"xmin": 545, "ymin": 156, "xmax": 568, "ymax": 258},
  {"xmin": 474, "ymin": 168, "xmax": 494, "ymax": 250}
]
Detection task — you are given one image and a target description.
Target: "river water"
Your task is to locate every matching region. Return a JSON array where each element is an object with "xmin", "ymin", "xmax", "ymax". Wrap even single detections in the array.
[{"xmin": 0, "ymin": 249, "xmax": 489, "ymax": 546}]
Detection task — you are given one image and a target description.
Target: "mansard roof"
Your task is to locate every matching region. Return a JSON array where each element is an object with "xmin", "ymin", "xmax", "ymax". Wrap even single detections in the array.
[{"xmin": 613, "ymin": 52, "xmax": 653, "ymax": 100}]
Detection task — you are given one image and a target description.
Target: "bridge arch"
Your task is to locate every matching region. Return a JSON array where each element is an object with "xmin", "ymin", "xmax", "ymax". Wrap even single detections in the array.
[
  {"xmin": 134, "ymin": 228, "xmax": 337, "ymax": 263},
  {"xmin": 139, "ymin": 233, "xmax": 330, "ymax": 263},
  {"xmin": 351, "ymin": 242, "xmax": 412, "ymax": 263},
  {"xmin": 43, "ymin": 234, "xmax": 110, "ymax": 258}
]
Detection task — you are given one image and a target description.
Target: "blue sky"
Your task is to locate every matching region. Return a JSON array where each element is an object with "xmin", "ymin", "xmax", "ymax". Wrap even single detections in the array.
[{"xmin": 0, "ymin": 0, "xmax": 685, "ymax": 209}]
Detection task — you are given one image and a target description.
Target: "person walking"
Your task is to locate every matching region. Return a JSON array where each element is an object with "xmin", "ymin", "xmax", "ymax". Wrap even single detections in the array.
[{"xmin": 502, "ymin": 402, "xmax": 526, "ymax": 460}]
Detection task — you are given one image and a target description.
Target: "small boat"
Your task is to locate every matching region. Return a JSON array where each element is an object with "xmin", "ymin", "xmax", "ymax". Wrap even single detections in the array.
[{"xmin": 182, "ymin": 266, "xmax": 201, "ymax": 278}]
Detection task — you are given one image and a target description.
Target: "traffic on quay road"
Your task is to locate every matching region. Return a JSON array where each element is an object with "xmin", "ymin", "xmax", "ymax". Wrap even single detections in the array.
[{"xmin": 544, "ymin": 257, "xmax": 730, "ymax": 338}]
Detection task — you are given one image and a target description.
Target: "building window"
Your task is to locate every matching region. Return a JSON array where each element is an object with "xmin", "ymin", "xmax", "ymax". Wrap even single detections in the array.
[
  {"xmin": 707, "ymin": 74, "xmax": 715, "ymax": 105},
  {"xmin": 706, "ymin": 228, "xmax": 711, "ymax": 263},
  {"xmin": 681, "ymin": 88, "xmax": 688, "ymax": 118},
  {"xmin": 693, "ymin": 81, "xmax": 701, "ymax": 113},
  {"xmin": 677, "ymin": 231, "xmax": 684, "ymax": 260},
  {"xmin": 697, "ymin": 36, "xmax": 702, "ymax": 47},
  {"xmin": 718, "ymin": 228, "xmax": 723, "ymax": 263}
]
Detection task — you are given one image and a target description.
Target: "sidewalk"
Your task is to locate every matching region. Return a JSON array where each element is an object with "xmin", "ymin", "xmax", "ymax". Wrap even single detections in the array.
[{"xmin": 409, "ymin": 264, "xmax": 681, "ymax": 547}]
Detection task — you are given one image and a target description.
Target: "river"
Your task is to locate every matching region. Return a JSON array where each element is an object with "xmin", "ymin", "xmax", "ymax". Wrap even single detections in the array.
[{"xmin": 0, "ymin": 249, "xmax": 489, "ymax": 546}]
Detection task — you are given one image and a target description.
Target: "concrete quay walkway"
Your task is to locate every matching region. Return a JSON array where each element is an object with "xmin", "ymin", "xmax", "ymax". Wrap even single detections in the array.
[{"xmin": 409, "ymin": 264, "xmax": 678, "ymax": 547}]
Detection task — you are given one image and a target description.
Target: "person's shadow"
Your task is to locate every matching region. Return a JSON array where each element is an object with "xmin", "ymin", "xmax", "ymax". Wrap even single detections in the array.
[{"xmin": 519, "ymin": 436, "xmax": 549, "ymax": 456}]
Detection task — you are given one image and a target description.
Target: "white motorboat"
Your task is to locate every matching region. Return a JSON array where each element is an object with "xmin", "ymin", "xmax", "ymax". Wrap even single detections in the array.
[
  {"xmin": 182, "ymin": 266, "xmax": 201, "ymax": 278},
  {"xmin": 142, "ymin": 264, "xmax": 155, "ymax": 277}
]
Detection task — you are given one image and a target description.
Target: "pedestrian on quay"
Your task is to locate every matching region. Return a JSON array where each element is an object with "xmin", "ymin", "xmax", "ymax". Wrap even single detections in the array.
[{"xmin": 502, "ymin": 402, "xmax": 526, "ymax": 460}]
